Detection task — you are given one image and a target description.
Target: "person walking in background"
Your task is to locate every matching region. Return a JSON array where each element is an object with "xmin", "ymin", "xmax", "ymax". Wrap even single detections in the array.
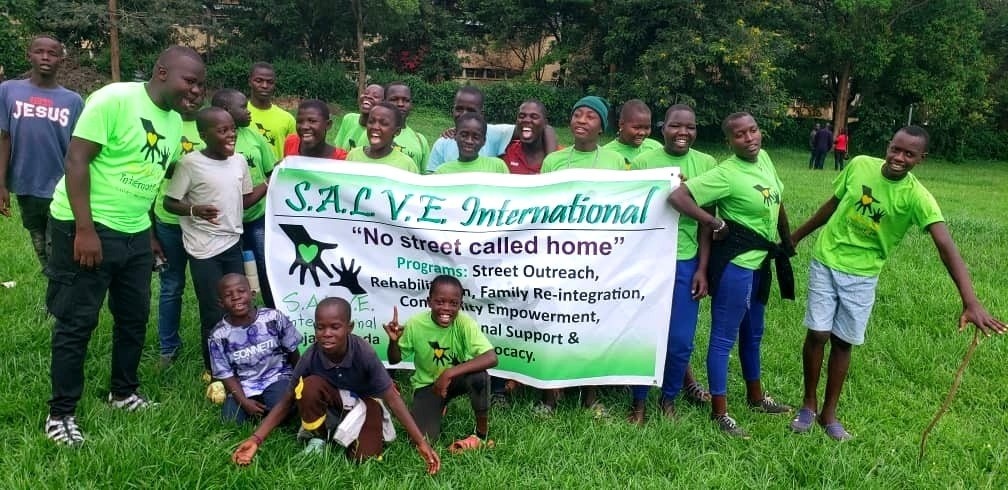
[
  {"xmin": 808, "ymin": 123, "xmax": 820, "ymax": 169},
  {"xmin": 813, "ymin": 123, "xmax": 833, "ymax": 170},
  {"xmin": 834, "ymin": 128, "xmax": 848, "ymax": 170}
]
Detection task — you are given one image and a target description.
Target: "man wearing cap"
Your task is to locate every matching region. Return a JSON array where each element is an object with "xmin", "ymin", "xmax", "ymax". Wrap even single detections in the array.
[{"xmin": 541, "ymin": 96, "xmax": 625, "ymax": 173}]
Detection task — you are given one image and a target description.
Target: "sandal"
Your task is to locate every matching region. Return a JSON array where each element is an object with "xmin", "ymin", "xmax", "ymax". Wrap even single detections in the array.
[
  {"xmin": 449, "ymin": 434, "xmax": 494, "ymax": 454},
  {"xmin": 683, "ymin": 381, "xmax": 711, "ymax": 406},
  {"xmin": 627, "ymin": 401, "xmax": 646, "ymax": 426}
]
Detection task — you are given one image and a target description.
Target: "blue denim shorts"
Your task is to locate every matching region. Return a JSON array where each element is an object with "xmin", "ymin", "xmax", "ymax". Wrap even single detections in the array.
[{"xmin": 803, "ymin": 259, "xmax": 878, "ymax": 345}]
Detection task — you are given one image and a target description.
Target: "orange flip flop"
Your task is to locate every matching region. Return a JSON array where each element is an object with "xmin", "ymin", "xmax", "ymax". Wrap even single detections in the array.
[{"xmin": 449, "ymin": 435, "xmax": 494, "ymax": 454}]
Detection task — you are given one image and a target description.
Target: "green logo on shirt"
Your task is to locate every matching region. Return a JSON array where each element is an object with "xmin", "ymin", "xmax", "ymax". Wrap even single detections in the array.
[
  {"xmin": 140, "ymin": 118, "xmax": 170, "ymax": 169},
  {"xmin": 255, "ymin": 122, "xmax": 275, "ymax": 146},
  {"xmin": 753, "ymin": 184, "xmax": 780, "ymax": 206},
  {"xmin": 180, "ymin": 136, "xmax": 196, "ymax": 155},
  {"xmin": 855, "ymin": 185, "xmax": 882, "ymax": 216}
]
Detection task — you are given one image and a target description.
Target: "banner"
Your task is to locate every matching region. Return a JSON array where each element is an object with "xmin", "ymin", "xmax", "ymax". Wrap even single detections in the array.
[{"xmin": 265, "ymin": 156, "xmax": 680, "ymax": 388}]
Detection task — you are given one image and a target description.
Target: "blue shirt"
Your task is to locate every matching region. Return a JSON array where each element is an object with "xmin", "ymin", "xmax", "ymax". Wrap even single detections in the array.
[
  {"xmin": 0, "ymin": 79, "xmax": 83, "ymax": 198},
  {"xmin": 291, "ymin": 336, "xmax": 393, "ymax": 398},
  {"xmin": 208, "ymin": 308, "xmax": 302, "ymax": 397}
]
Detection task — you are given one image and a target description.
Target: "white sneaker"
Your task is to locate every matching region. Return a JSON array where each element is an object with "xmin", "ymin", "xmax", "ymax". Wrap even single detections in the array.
[
  {"xmin": 45, "ymin": 415, "xmax": 85, "ymax": 446},
  {"xmin": 108, "ymin": 392, "xmax": 157, "ymax": 411},
  {"xmin": 302, "ymin": 437, "xmax": 327, "ymax": 455}
]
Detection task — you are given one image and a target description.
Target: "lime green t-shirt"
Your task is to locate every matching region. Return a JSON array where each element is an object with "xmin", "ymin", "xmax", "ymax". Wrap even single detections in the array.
[
  {"xmin": 398, "ymin": 311, "xmax": 494, "ymax": 389},
  {"xmin": 154, "ymin": 120, "xmax": 203, "ymax": 226},
  {"xmin": 685, "ymin": 150, "xmax": 783, "ymax": 270},
  {"xmin": 235, "ymin": 126, "xmax": 276, "ymax": 222},
  {"xmin": 392, "ymin": 125, "xmax": 429, "ymax": 171},
  {"xmin": 434, "ymin": 156, "xmax": 509, "ymax": 175},
  {"xmin": 631, "ymin": 148, "xmax": 718, "ymax": 260},
  {"xmin": 50, "ymin": 82, "xmax": 182, "ymax": 233},
  {"xmin": 604, "ymin": 138, "xmax": 663, "ymax": 168},
  {"xmin": 541, "ymin": 146, "xmax": 627, "ymax": 173},
  {"xmin": 334, "ymin": 112, "xmax": 366, "ymax": 150},
  {"xmin": 346, "ymin": 147, "xmax": 420, "ymax": 173},
  {"xmin": 813, "ymin": 155, "xmax": 943, "ymax": 276},
  {"xmin": 247, "ymin": 102, "xmax": 296, "ymax": 160}
]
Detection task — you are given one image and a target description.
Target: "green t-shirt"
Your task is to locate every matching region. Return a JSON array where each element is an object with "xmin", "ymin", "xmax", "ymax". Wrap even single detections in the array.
[
  {"xmin": 398, "ymin": 311, "xmax": 494, "ymax": 389},
  {"xmin": 154, "ymin": 120, "xmax": 202, "ymax": 226},
  {"xmin": 541, "ymin": 146, "xmax": 627, "ymax": 173},
  {"xmin": 51, "ymin": 82, "xmax": 182, "ymax": 233},
  {"xmin": 247, "ymin": 102, "xmax": 296, "ymax": 160},
  {"xmin": 235, "ymin": 126, "xmax": 276, "ymax": 222},
  {"xmin": 392, "ymin": 125, "xmax": 429, "ymax": 171},
  {"xmin": 813, "ymin": 155, "xmax": 944, "ymax": 276},
  {"xmin": 434, "ymin": 156, "xmax": 509, "ymax": 175},
  {"xmin": 631, "ymin": 148, "xmax": 718, "ymax": 260},
  {"xmin": 346, "ymin": 147, "xmax": 420, "ymax": 173},
  {"xmin": 685, "ymin": 150, "xmax": 784, "ymax": 270},
  {"xmin": 334, "ymin": 112, "xmax": 366, "ymax": 150},
  {"xmin": 604, "ymin": 138, "xmax": 663, "ymax": 168}
]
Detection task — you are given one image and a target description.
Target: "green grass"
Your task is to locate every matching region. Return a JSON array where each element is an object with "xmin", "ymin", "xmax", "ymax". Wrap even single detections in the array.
[{"xmin": 1, "ymin": 133, "xmax": 1007, "ymax": 488}]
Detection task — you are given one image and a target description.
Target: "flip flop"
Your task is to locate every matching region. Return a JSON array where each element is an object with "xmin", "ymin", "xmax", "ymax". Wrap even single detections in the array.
[
  {"xmin": 449, "ymin": 434, "xmax": 494, "ymax": 454},
  {"xmin": 789, "ymin": 408, "xmax": 816, "ymax": 433},
  {"xmin": 821, "ymin": 421, "xmax": 853, "ymax": 441}
]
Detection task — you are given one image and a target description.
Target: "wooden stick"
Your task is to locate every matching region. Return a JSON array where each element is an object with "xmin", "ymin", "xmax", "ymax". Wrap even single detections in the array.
[{"xmin": 919, "ymin": 328, "xmax": 980, "ymax": 462}]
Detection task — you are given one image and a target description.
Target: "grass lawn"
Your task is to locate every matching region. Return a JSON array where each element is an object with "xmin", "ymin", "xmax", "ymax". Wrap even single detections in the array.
[{"xmin": 1, "ymin": 126, "xmax": 1006, "ymax": 488}]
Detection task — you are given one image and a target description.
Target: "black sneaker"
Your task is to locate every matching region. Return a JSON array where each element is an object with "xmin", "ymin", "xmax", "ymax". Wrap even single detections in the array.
[
  {"xmin": 748, "ymin": 396, "xmax": 792, "ymax": 414},
  {"xmin": 712, "ymin": 413, "xmax": 750, "ymax": 439}
]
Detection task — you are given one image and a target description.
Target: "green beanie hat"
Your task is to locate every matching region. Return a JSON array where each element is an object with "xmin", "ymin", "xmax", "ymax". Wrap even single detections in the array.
[{"xmin": 572, "ymin": 96, "xmax": 610, "ymax": 131}]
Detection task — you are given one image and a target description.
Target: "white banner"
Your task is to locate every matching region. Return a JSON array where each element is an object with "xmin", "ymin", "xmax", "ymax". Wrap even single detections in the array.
[{"xmin": 265, "ymin": 156, "xmax": 680, "ymax": 388}]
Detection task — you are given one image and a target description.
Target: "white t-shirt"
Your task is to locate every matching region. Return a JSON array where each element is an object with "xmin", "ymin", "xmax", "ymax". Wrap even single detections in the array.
[{"xmin": 166, "ymin": 151, "xmax": 252, "ymax": 259}]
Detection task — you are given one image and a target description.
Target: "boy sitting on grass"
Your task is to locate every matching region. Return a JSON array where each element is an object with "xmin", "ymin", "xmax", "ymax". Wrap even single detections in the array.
[
  {"xmin": 434, "ymin": 112, "xmax": 508, "ymax": 175},
  {"xmin": 788, "ymin": 126, "xmax": 1005, "ymax": 441},
  {"xmin": 384, "ymin": 275, "xmax": 499, "ymax": 453},
  {"xmin": 209, "ymin": 273, "xmax": 301, "ymax": 423},
  {"xmin": 233, "ymin": 297, "xmax": 441, "ymax": 474}
]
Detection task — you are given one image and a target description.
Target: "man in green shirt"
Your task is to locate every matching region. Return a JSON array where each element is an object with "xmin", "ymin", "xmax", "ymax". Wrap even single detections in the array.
[
  {"xmin": 45, "ymin": 46, "xmax": 205, "ymax": 446},
  {"xmin": 667, "ymin": 112, "xmax": 793, "ymax": 438},
  {"xmin": 384, "ymin": 82, "xmax": 429, "ymax": 171},
  {"xmin": 542, "ymin": 96, "xmax": 625, "ymax": 173},
  {"xmin": 434, "ymin": 112, "xmax": 508, "ymax": 175},
  {"xmin": 334, "ymin": 83, "xmax": 383, "ymax": 151},
  {"xmin": 247, "ymin": 62, "xmax": 295, "ymax": 160},
  {"xmin": 604, "ymin": 99, "xmax": 662, "ymax": 164},
  {"xmin": 788, "ymin": 126, "xmax": 1005, "ymax": 441},
  {"xmin": 627, "ymin": 104, "xmax": 717, "ymax": 424}
]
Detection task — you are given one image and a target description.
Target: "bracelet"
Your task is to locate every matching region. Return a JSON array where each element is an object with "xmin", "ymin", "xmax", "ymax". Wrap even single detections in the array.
[
  {"xmin": 250, "ymin": 433, "xmax": 264, "ymax": 445},
  {"xmin": 189, "ymin": 204, "xmax": 196, "ymax": 217},
  {"xmin": 711, "ymin": 218, "xmax": 726, "ymax": 233}
]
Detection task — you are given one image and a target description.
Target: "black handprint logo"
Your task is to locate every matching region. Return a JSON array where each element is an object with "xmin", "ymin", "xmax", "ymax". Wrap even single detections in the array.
[
  {"xmin": 329, "ymin": 258, "xmax": 367, "ymax": 295},
  {"xmin": 278, "ymin": 223, "xmax": 339, "ymax": 287}
]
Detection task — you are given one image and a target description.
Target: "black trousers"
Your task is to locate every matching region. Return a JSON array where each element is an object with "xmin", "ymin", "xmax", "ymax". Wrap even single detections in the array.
[{"xmin": 46, "ymin": 218, "xmax": 153, "ymax": 416}]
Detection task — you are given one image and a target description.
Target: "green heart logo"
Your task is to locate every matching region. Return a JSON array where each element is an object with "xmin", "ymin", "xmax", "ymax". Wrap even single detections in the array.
[{"xmin": 297, "ymin": 243, "xmax": 320, "ymax": 262}]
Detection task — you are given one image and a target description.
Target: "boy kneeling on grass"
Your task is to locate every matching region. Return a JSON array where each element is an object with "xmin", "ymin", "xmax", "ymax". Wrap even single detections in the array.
[
  {"xmin": 788, "ymin": 126, "xmax": 1005, "ymax": 441},
  {"xmin": 384, "ymin": 275, "xmax": 499, "ymax": 453},
  {"xmin": 208, "ymin": 273, "xmax": 301, "ymax": 423},
  {"xmin": 232, "ymin": 297, "xmax": 440, "ymax": 474}
]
